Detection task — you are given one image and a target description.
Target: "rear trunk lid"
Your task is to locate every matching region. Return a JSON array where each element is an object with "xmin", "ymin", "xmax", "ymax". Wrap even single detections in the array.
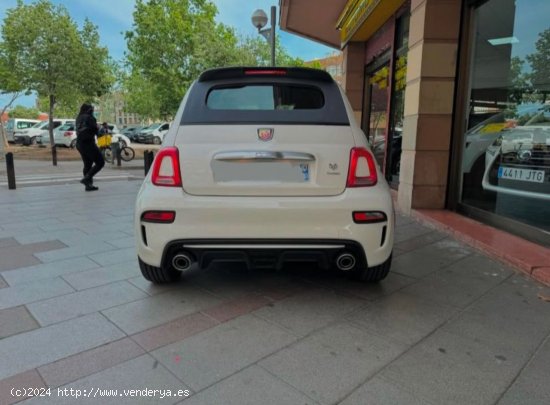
[{"xmin": 175, "ymin": 125, "xmax": 354, "ymax": 196}]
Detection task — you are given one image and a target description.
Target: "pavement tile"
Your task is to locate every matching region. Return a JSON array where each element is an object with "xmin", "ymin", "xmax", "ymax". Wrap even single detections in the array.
[
  {"xmin": 0, "ymin": 306, "xmax": 40, "ymax": 339},
  {"xmin": 347, "ymin": 292, "xmax": 460, "ymax": 346},
  {"xmin": 152, "ymin": 314, "xmax": 297, "ymax": 391},
  {"xmin": 391, "ymin": 239, "xmax": 472, "ymax": 279},
  {"xmin": 402, "ymin": 253, "xmax": 513, "ymax": 308},
  {"xmin": 0, "ymin": 278, "xmax": 75, "ymax": 310},
  {"xmin": 185, "ymin": 265, "xmax": 270, "ymax": 300},
  {"xmin": 181, "ymin": 365, "xmax": 318, "ymax": 405},
  {"xmin": 339, "ymin": 376, "xmax": 435, "ymax": 405},
  {"xmin": 0, "ymin": 369, "xmax": 46, "ymax": 405},
  {"xmin": 1, "ymin": 257, "xmax": 100, "ymax": 286},
  {"xmin": 394, "ymin": 230, "xmax": 447, "ymax": 253},
  {"xmin": 0, "ymin": 313, "xmax": 125, "ymax": 380},
  {"xmin": 127, "ymin": 276, "xmax": 184, "ymax": 296},
  {"xmin": 442, "ymin": 274, "xmax": 550, "ymax": 354},
  {"xmin": 393, "ymin": 222, "xmax": 432, "ymax": 243},
  {"xmin": 33, "ymin": 241, "xmax": 116, "ymax": 263},
  {"xmin": 14, "ymin": 229, "xmax": 90, "ymax": 246},
  {"xmin": 61, "ymin": 262, "xmax": 140, "ymax": 291},
  {"xmin": 302, "ymin": 270, "xmax": 417, "ymax": 301},
  {"xmin": 101, "ymin": 286, "xmax": 222, "ymax": 335},
  {"xmin": 257, "ymin": 279, "xmax": 310, "ymax": 301},
  {"xmin": 380, "ymin": 330, "xmax": 529, "ymax": 405},
  {"xmin": 497, "ymin": 337, "xmax": 550, "ymax": 405},
  {"xmin": 87, "ymin": 247, "xmax": 137, "ymax": 267},
  {"xmin": 25, "ymin": 355, "xmax": 190, "ymax": 405},
  {"xmin": 0, "ymin": 240, "xmax": 67, "ymax": 271},
  {"xmin": 253, "ymin": 288, "xmax": 365, "ymax": 337},
  {"xmin": 37, "ymin": 338, "xmax": 145, "ymax": 388},
  {"xmin": 202, "ymin": 294, "xmax": 271, "ymax": 322},
  {"xmin": 0, "ymin": 237, "xmax": 20, "ymax": 248},
  {"xmin": 105, "ymin": 236, "xmax": 135, "ymax": 249},
  {"xmin": 260, "ymin": 322, "xmax": 407, "ymax": 405},
  {"xmin": 27, "ymin": 281, "xmax": 148, "ymax": 326},
  {"xmin": 131, "ymin": 312, "xmax": 218, "ymax": 352}
]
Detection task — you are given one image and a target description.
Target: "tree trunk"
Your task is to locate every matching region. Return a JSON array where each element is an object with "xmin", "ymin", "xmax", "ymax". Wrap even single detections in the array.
[
  {"xmin": 49, "ymin": 94, "xmax": 57, "ymax": 166},
  {"xmin": 0, "ymin": 92, "xmax": 21, "ymax": 158}
]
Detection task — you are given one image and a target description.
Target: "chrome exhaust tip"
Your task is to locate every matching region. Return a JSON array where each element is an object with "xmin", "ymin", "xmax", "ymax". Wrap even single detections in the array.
[
  {"xmin": 172, "ymin": 253, "xmax": 193, "ymax": 271},
  {"xmin": 336, "ymin": 253, "xmax": 356, "ymax": 271}
]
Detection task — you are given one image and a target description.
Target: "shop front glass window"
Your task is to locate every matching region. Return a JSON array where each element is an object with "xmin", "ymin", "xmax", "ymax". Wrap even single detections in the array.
[
  {"xmin": 365, "ymin": 64, "xmax": 389, "ymax": 168},
  {"xmin": 461, "ymin": 0, "xmax": 550, "ymax": 233}
]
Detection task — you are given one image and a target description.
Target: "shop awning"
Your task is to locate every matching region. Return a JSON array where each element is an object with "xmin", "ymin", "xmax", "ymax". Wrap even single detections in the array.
[
  {"xmin": 279, "ymin": 0, "xmax": 347, "ymax": 48},
  {"xmin": 279, "ymin": 0, "xmax": 406, "ymax": 49},
  {"xmin": 336, "ymin": 0, "xmax": 406, "ymax": 45}
]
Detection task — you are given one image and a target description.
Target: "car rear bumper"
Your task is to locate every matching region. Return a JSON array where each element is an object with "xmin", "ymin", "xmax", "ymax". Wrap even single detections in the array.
[{"xmin": 135, "ymin": 182, "xmax": 394, "ymax": 269}]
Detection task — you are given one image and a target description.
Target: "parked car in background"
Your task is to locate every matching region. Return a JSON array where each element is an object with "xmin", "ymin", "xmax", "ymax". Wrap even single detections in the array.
[
  {"xmin": 135, "ymin": 67, "xmax": 394, "ymax": 284},
  {"xmin": 52, "ymin": 123, "xmax": 77, "ymax": 148},
  {"xmin": 15, "ymin": 118, "xmax": 74, "ymax": 145},
  {"xmin": 5, "ymin": 118, "xmax": 42, "ymax": 142},
  {"xmin": 49, "ymin": 122, "xmax": 130, "ymax": 148},
  {"xmin": 122, "ymin": 125, "xmax": 145, "ymax": 143},
  {"xmin": 137, "ymin": 122, "xmax": 170, "ymax": 144}
]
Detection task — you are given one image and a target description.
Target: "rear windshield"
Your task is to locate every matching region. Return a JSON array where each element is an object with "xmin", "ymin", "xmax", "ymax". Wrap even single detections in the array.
[
  {"xmin": 207, "ymin": 85, "xmax": 324, "ymax": 110},
  {"xmin": 181, "ymin": 78, "xmax": 349, "ymax": 126}
]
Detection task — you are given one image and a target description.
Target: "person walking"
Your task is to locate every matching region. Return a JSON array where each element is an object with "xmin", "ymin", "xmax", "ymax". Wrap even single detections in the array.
[{"xmin": 75, "ymin": 103, "xmax": 104, "ymax": 191}]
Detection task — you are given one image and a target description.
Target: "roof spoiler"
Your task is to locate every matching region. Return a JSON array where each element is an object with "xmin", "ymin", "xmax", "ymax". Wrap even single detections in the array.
[{"xmin": 198, "ymin": 67, "xmax": 334, "ymax": 83}]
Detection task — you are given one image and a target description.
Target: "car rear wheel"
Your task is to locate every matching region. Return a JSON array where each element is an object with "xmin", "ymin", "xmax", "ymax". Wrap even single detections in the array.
[
  {"xmin": 69, "ymin": 139, "xmax": 77, "ymax": 149},
  {"xmin": 350, "ymin": 253, "xmax": 392, "ymax": 282},
  {"xmin": 139, "ymin": 257, "xmax": 181, "ymax": 283}
]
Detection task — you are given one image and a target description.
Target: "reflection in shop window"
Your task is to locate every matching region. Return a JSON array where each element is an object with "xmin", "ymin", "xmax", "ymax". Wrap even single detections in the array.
[{"xmin": 461, "ymin": 0, "xmax": 550, "ymax": 235}]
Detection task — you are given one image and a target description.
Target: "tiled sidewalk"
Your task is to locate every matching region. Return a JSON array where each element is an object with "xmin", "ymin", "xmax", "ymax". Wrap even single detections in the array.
[{"xmin": 0, "ymin": 180, "xmax": 550, "ymax": 404}]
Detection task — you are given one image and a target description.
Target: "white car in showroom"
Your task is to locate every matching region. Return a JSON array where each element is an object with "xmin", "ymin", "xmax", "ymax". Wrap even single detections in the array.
[
  {"xmin": 135, "ymin": 67, "xmax": 394, "ymax": 283},
  {"xmin": 482, "ymin": 122, "xmax": 550, "ymax": 201}
]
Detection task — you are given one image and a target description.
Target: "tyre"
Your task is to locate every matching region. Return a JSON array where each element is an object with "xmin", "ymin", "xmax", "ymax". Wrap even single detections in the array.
[
  {"xmin": 153, "ymin": 136, "xmax": 161, "ymax": 145},
  {"xmin": 350, "ymin": 253, "xmax": 392, "ymax": 282},
  {"xmin": 139, "ymin": 257, "xmax": 180, "ymax": 283},
  {"xmin": 102, "ymin": 147, "xmax": 113, "ymax": 163},
  {"xmin": 120, "ymin": 146, "xmax": 135, "ymax": 162},
  {"xmin": 30, "ymin": 136, "xmax": 37, "ymax": 145},
  {"xmin": 69, "ymin": 139, "xmax": 77, "ymax": 149}
]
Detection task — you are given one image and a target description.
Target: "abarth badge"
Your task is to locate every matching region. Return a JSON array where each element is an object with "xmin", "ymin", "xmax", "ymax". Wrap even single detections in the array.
[{"xmin": 258, "ymin": 128, "xmax": 274, "ymax": 141}]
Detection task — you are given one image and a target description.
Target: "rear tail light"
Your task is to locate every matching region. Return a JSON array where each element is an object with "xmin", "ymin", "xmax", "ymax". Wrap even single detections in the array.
[
  {"xmin": 64, "ymin": 131, "xmax": 73, "ymax": 137},
  {"xmin": 151, "ymin": 147, "xmax": 182, "ymax": 187},
  {"xmin": 141, "ymin": 211, "xmax": 176, "ymax": 223},
  {"xmin": 346, "ymin": 147, "xmax": 378, "ymax": 187},
  {"xmin": 353, "ymin": 211, "xmax": 387, "ymax": 224}
]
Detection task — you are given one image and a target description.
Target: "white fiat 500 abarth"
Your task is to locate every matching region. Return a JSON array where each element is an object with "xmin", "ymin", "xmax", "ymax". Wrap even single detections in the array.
[{"xmin": 135, "ymin": 67, "xmax": 394, "ymax": 283}]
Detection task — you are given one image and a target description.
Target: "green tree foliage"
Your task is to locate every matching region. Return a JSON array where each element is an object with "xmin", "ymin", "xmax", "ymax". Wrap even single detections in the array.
[
  {"xmin": 526, "ymin": 28, "xmax": 550, "ymax": 103},
  {"xmin": 1, "ymin": 0, "xmax": 114, "ymax": 164},
  {"xmin": 123, "ymin": 0, "xmax": 303, "ymax": 119},
  {"xmin": 7, "ymin": 105, "xmax": 40, "ymax": 119}
]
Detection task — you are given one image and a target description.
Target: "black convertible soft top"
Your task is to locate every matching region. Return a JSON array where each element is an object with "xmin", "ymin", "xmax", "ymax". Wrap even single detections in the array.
[{"xmin": 181, "ymin": 67, "xmax": 350, "ymax": 126}]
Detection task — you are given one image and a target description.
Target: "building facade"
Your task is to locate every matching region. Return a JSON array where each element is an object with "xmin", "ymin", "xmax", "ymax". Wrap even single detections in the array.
[
  {"xmin": 280, "ymin": 0, "xmax": 550, "ymax": 247},
  {"xmin": 305, "ymin": 53, "xmax": 345, "ymax": 87}
]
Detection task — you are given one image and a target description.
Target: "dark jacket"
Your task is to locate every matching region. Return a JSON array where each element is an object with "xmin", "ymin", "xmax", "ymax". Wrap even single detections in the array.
[{"xmin": 76, "ymin": 105, "xmax": 98, "ymax": 144}]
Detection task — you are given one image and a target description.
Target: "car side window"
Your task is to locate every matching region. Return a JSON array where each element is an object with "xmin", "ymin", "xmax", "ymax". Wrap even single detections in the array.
[{"xmin": 160, "ymin": 124, "xmax": 169, "ymax": 131}]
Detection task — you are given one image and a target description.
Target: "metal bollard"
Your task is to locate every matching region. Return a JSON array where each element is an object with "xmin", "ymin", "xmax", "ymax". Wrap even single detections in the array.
[
  {"xmin": 111, "ymin": 142, "xmax": 121, "ymax": 166},
  {"xmin": 6, "ymin": 152, "xmax": 16, "ymax": 190},
  {"xmin": 144, "ymin": 150, "xmax": 152, "ymax": 175}
]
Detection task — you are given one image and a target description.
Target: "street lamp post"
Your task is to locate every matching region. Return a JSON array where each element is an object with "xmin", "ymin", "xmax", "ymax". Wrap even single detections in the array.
[{"xmin": 251, "ymin": 6, "xmax": 276, "ymax": 66}]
